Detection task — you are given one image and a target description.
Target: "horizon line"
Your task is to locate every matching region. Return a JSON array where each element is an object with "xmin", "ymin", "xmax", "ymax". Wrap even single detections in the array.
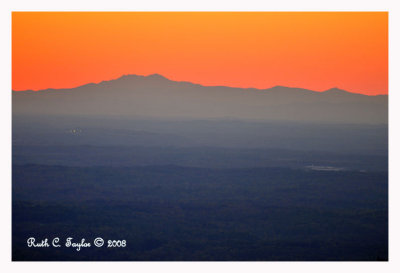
[{"xmin": 12, "ymin": 73, "xmax": 388, "ymax": 96}]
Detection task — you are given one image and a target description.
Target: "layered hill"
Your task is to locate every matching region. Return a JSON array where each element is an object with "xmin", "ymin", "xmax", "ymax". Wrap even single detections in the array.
[{"xmin": 12, "ymin": 74, "xmax": 388, "ymax": 124}]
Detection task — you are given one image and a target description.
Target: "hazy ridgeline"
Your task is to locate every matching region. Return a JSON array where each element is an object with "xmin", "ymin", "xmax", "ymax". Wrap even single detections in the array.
[
  {"xmin": 12, "ymin": 75, "xmax": 388, "ymax": 261},
  {"xmin": 13, "ymin": 74, "xmax": 387, "ymax": 124}
]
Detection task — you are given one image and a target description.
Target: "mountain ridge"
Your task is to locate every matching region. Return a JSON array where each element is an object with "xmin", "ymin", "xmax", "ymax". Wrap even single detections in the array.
[
  {"xmin": 12, "ymin": 73, "xmax": 387, "ymax": 97},
  {"xmin": 12, "ymin": 73, "xmax": 388, "ymax": 124}
]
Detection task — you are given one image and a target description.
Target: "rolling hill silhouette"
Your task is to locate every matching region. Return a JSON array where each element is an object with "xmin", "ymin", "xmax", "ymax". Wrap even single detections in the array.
[{"xmin": 13, "ymin": 74, "xmax": 387, "ymax": 124}]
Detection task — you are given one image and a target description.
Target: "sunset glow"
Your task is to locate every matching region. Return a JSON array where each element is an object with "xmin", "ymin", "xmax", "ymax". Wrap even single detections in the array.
[{"xmin": 12, "ymin": 12, "xmax": 388, "ymax": 95}]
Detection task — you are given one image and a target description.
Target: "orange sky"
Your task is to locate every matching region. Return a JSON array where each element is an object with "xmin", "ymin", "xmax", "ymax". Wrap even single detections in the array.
[{"xmin": 12, "ymin": 12, "xmax": 388, "ymax": 95}]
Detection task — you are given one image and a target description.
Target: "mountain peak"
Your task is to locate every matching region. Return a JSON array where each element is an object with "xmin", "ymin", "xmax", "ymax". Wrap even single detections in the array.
[
  {"xmin": 323, "ymin": 87, "xmax": 349, "ymax": 94},
  {"xmin": 147, "ymin": 73, "xmax": 169, "ymax": 80},
  {"xmin": 115, "ymin": 73, "xmax": 170, "ymax": 82}
]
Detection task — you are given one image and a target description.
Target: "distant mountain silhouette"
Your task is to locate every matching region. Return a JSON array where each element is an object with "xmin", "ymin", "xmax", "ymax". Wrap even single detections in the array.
[{"xmin": 13, "ymin": 74, "xmax": 387, "ymax": 124}]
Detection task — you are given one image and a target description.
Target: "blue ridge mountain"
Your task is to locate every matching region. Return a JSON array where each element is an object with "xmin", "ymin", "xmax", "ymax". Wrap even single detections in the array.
[{"xmin": 13, "ymin": 74, "xmax": 387, "ymax": 124}]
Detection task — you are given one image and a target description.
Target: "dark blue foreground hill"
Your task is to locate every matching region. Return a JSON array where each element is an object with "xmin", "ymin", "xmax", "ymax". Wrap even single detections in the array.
[{"xmin": 13, "ymin": 165, "xmax": 387, "ymax": 261}]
